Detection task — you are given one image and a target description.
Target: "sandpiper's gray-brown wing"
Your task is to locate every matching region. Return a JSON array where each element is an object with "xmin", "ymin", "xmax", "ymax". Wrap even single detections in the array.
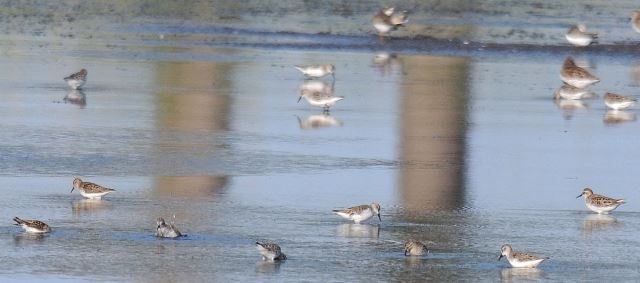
[
  {"xmin": 64, "ymin": 69, "xmax": 87, "ymax": 81},
  {"xmin": 13, "ymin": 217, "xmax": 49, "ymax": 230},
  {"xmin": 257, "ymin": 242, "xmax": 281, "ymax": 253},
  {"xmin": 589, "ymin": 194, "xmax": 624, "ymax": 207},
  {"xmin": 605, "ymin": 93, "xmax": 637, "ymax": 102},
  {"xmin": 512, "ymin": 252, "xmax": 545, "ymax": 261},
  {"xmin": 562, "ymin": 66, "xmax": 598, "ymax": 80},
  {"xmin": 81, "ymin": 182, "xmax": 115, "ymax": 193},
  {"xmin": 336, "ymin": 204, "xmax": 369, "ymax": 216}
]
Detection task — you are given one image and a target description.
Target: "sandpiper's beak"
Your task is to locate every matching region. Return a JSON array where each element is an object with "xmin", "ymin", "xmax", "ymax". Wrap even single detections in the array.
[
  {"xmin": 70, "ymin": 187, "xmax": 75, "ymax": 193},
  {"xmin": 576, "ymin": 193, "xmax": 583, "ymax": 198},
  {"xmin": 498, "ymin": 254, "xmax": 503, "ymax": 261},
  {"xmin": 404, "ymin": 250, "xmax": 408, "ymax": 256},
  {"xmin": 377, "ymin": 214, "xmax": 382, "ymax": 222},
  {"xmin": 297, "ymin": 96, "xmax": 303, "ymax": 103}
]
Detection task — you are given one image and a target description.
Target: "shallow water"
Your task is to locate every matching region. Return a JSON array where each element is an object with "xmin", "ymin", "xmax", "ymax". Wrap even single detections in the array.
[{"xmin": 2, "ymin": 1, "xmax": 640, "ymax": 282}]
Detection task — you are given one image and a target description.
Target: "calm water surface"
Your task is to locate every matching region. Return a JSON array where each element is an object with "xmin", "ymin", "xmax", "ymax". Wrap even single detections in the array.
[{"xmin": 1, "ymin": 1, "xmax": 640, "ymax": 282}]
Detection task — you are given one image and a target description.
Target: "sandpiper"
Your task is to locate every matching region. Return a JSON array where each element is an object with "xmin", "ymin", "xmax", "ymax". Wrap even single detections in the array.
[
  {"xmin": 64, "ymin": 69, "xmax": 87, "ymax": 90},
  {"xmin": 404, "ymin": 240, "xmax": 428, "ymax": 256},
  {"xmin": 604, "ymin": 92, "xmax": 637, "ymax": 110},
  {"xmin": 372, "ymin": 7, "xmax": 408, "ymax": 37},
  {"xmin": 632, "ymin": 11, "xmax": 640, "ymax": 33},
  {"xmin": 499, "ymin": 244, "xmax": 548, "ymax": 268},
  {"xmin": 560, "ymin": 57, "xmax": 600, "ymax": 88},
  {"xmin": 13, "ymin": 217, "xmax": 51, "ymax": 233},
  {"xmin": 294, "ymin": 64, "xmax": 335, "ymax": 79},
  {"xmin": 298, "ymin": 89, "xmax": 344, "ymax": 112},
  {"xmin": 565, "ymin": 24, "xmax": 597, "ymax": 47},
  {"xmin": 71, "ymin": 178, "xmax": 116, "ymax": 199},
  {"xmin": 156, "ymin": 217, "xmax": 184, "ymax": 238},
  {"xmin": 577, "ymin": 188, "xmax": 625, "ymax": 214},
  {"xmin": 256, "ymin": 242, "xmax": 287, "ymax": 261},
  {"xmin": 333, "ymin": 202, "xmax": 381, "ymax": 224},
  {"xmin": 553, "ymin": 83, "xmax": 596, "ymax": 100}
]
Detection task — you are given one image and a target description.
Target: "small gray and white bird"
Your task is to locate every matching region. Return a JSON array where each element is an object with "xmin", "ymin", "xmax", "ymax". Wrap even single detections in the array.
[
  {"xmin": 13, "ymin": 217, "xmax": 51, "ymax": 233},
  {"xmin": 333, "ymin": 202, "xmax": 381, "ymax": 224},
  {"xmin": 404, "ymin": 240, "xmax": 428, "ymax": 256},
  {"xmin": 255, "ymin": 242, "xmax": 287, "ymax": 261},
  {"xmin": 64, "ymin": 69, "xmax": 87, "ymax": 90},
  {"xmin": 156, "ymin": 217, "xmax": 184, "ymax": 238},
  {"xmin": 372, "ymin": 7, "xmax": 409, "ymax": 37},
  {"xmin": 71, "ymin": 178, "xmax": 116, "ymax": 200},
  {"xmin": 565, "ymin": 24, "xmax": 597, "ymax": 47},
  {"xmin": 604, "ymin": 92, "xmax": 637, "ymax": 110},
  {"xmin": 499, "ymin": 244, "xmax": 548, "ymax": 268},
  {"xmin": 294, "ymin": 64, "xmax": 335, "ymax": 79},
  {"xmin": 560, "ymin": 57, "xmax": 600, "ymax": 88},
  {"xmin": 577, "ymin": 188, "xmax": 625, "ymax": 214}
]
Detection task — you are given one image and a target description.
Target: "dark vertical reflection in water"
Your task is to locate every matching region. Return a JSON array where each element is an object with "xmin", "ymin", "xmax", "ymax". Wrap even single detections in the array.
[{"xmin": 398, "ymin": 56, "xmax": 469, "ymax": 212}]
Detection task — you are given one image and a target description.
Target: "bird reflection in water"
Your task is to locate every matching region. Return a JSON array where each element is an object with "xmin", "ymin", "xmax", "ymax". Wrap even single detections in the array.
[
  {"xmin": 582, "ymin": 214, "xmax": 622, "ymax": 234},
  {"xmin": 296, "ymin": 114, "xmax": 342, "ymax": 129},
  {"xmin": 500, "ymin": 267, "xmax": 544, "ymax": 283},
  {"xmin": 554, "ymin": 99, "xmax": 589, "ymax": 120},
  {"xmin": 373, "ymin": 53, "xmax": 402, "ymax": 76},
  {"xmin": 603, "ymin": 110, "xmax": 636, "ymax": 125},
  {"xmin": 335, "ymin": 223, "xmax": 380, "ymax": 238},
  {"xmin": 256, "ymin": 259, "xmax": 283, "ymax": 274},
  {"xmin": 297, "ymin": 80, "xmax": 343, "ymax": 113},
  {"xmin": 72, "ymin": 199, "xmax": 110, "ymax": 215},
  {"xmin": 14, "ymin": 232, "xmax": 48, "ymax": 246},
  {"xmin": 63, "ymin": 90, "xmax": 87, "ymax": 108}
]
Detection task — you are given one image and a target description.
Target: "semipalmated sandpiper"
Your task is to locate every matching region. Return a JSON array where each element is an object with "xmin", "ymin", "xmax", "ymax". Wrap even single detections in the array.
[
  {"xmin": 372, "ymin": 7, "xmax": 408, "ymax": 37},
  {"xmin": 404, "ymin": 240, "xmax": 428, "ymax": 256},
  {"xmin": 604, "ymin": 92, "xmax": 637, "ymax": 110},
  {"xmin": 64, "ymin": 69, "xmax": 87, "ymax": 90},
  {"xmin": 13, "ymin": 217, "xmax": 51, "ymax": 233},
  {"xmin": 256, "ymin": 242, "xmax": 287, "ymax": 261},
  {"xmin": 499, "ymin": 244, "xmax": 548, "ymax": 268},
  {"xmin": 565, "ymin": 24, "xmax": 597, "ymax": 46},
  {"xmin": 560, "ymin": 57, "xmax": 600, "ymax": 88},
  {"xmin": 577, "ymin": 188, "xmax": 625, "ymax": 214},
  {"xmin": 294, "ymin": 64, "xmax": 335, "ymax": 79},
  {"xmin": 71, "ymin": 178, "xmax": 116, "ymax": 199},
  {"xmin": 333, "ymin": 202, "xmax": 381, "ymax": 224}
]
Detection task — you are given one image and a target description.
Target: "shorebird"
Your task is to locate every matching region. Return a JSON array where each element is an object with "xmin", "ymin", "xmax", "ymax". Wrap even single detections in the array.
[
  {"xmin": 565, "ymin": 24, "xmax": 597, "ymax": 47},
  {"xmin": 632, "ymin": 10, "xmax": 640, "ymax": 33},
  {"xmin": 298, "ymin": 88, "xmax": 344, "ymax": 112},
  {"xmin": 577, "ymin": 188, "xmax": 625, "ymax": 214},
  {"xmin": 255, "ymin": 242, "xmax": 287, "ymax": 261},
  {"xmin": 560, "ymin": 57, "xmax": 600, "ymax": 88},
  {"xmin": 332, "ymin": 202, "xmax": 381, "ymax": 224},
  {"xmin": 294, "ymin": 64, "xmax": 335, "ymax": 79},
  {"xmin": 71, "ymin": 178, "xmax": 116, "ymax": 199},
  {"xmin": 372, "ymin": 7, "xmax": 408, "ymax": 38},
  {"xmin": 13, "ymin": 217, "xmax": 51, "ymax": 233},
  {"xmin": 499, "ymin": 244, "xmax": 548, "ymax": 268},
  {"xmin": 553, "ymin": 83, "xmax": 596, "ymax": 100},
  {"xmin": 64, "ymin": 69, "xmax": 87, "ymax": 90},
  {"xmin": 404, "ymin": 240, "xmax": 428, "ymax": 256},
  {"xmin": 156, "ymin": 217, "xmax": 184, "ymax": 238},
  {"xmin": 604, "ymin": 92, "xmax": 637, "ymax": 110}
]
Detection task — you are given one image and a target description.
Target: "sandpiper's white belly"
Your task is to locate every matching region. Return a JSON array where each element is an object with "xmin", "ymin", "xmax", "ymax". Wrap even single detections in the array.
[
  {"xmin": 586, "ymin": 202, "xmax": 617, "ymax": 214},
  {"xmin": 80, "ymin": 191, "xmax": 110, "ymax": 199},
  {"xmin": 565, "ymin": 34, "xmax": 592, "ymax": 46},
  {"xmin": 351, "ymin": 209, "xmax": 373, "ymax": 223},
  {"xmin": 508, "ymin": 258, "xmax": 545, "ymax": 268},
  {"xmin": 374, "ymin": 23, "xmax": 393, "ymax": 33},
  {"xmin": 23, "ymin": 226, "xmax": 47, "ymax": 233},
  {"xmin": 66, "ymin": 79, "xmax": 85, "ymax": 90},
  {"xmin": 605, "ymin": 100, "xmax": 635, "ymax": 110},
  {"xmin": 304, "ymin": 96, "xmax": 344, "ymax": 108}
]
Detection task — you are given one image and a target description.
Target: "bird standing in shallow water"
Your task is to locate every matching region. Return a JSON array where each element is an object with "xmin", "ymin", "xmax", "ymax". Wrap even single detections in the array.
[
  {"xmin": 71, "ymin": 178, "xmax": 116, "ymax": 200},
  {"xmin": 577, "ymin": 188, "xmax": 625, "ymax": 214},
  {"xmin": 156, "ymin": 217, "xmax": 184, "ymax": 238},
  {"xmin": 560, "ymin": 57, "xmax": 600, "ymax": 88},
  {"xmin": 13, "ymin": 217, "xmax": 51, "ymax": 233},
  {"xmin": 565, "ymin": 24, "xmax": 597, "ymax": 47},
  {"xmin": 499, "ymin": 244, "xmax": 548, "ymax": 268},
  {"xmin": 372, "ymin": 7, "xmax": 409, "ymax": 38},
  {"xmin": 333, "ymin": 202, "xmax": 381, "ymax": 224},
  {"xmin": 256, "ymin": 242, "xmax": 287, "ymax": 261},
  {"xmin": 294, "ymin": 64, "xmax": 335, "ymax": 79},
  {"xmin": 604, "ymin": 92, "xmax": 637, "ymax": 110},
  {"xmin": 64, "ymin": 69, "xmax": 87, "ymax": 90}
]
